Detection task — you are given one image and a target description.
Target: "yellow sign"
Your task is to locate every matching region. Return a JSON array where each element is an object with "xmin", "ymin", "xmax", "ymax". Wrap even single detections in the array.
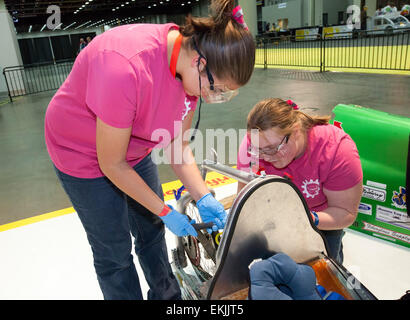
[
  {"xmin": 162, "ymin": 170, "xmax": 238, "ymax": 201},
  {"xmin": 0, "ymin": 170, "xmax": 239, "ymax": 232}
]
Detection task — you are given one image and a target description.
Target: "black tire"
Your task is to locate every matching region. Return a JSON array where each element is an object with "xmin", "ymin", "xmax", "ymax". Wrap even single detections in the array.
[
  {"xmin": 385, "ymin": 27, "xmax": 393, "ymax": 35},
  {"xmin": 176, "ymin": 194, "xmax": 217, "ymax": 282}
]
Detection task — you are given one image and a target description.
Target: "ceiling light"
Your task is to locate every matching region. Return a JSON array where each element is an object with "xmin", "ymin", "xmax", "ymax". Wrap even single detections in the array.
[
  {"xmin": 63, "ymin": 22, "xmax": 77, "ymax": 30},
  {"xmin": 75, "ymin": 20, "xmax": 92, "ymax": 29},
  {"xmin": 53, "ymin": 23, "xmax": 63, "ymax": 31}
]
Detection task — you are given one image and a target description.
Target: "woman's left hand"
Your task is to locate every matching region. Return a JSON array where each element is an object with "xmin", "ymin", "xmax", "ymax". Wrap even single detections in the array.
[{"xmin": 196, "ymin": 193, "xmax": 227, "ymax": 233}]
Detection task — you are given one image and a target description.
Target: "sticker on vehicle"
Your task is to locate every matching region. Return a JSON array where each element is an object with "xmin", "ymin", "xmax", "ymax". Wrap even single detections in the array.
[
  {"xmin": 363, "ymin": 185, "xmax": 386, "ymax": 202},
  {"xmin": 376, "ymin": 205, "xmax": 410, "ymax": 230},
  {"xmin": 358, "ymin": 202, "xmax": 372, "ymax": 215},
  {"xmin": 391, "ymin": 186, "xmax": 406, "ymax": 210}
]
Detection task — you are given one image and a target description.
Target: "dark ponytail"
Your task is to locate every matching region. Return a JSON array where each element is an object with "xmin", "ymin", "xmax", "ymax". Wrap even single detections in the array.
[
  {"xmin": 179, "ymin": 0, "xmax": 255, "ymax": 86},
  {"xmin": 210, "ymin": 0, "xmax": 235, "ymax": 29}
]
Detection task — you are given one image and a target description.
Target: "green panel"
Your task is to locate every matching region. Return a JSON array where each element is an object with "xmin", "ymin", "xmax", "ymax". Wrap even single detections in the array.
[{"xmin": 331, "ymin": 104, "xmax": 409, "ymax": 248}]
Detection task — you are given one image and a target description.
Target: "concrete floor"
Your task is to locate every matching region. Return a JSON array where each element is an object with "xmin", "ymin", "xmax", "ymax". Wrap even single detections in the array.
[{"xmin": 0, "ymin": 67, "xmax": 409, "ymax": 225}]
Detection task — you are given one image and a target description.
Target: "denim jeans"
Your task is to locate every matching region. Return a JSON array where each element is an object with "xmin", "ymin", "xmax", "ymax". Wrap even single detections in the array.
[
  {"xmin": 54, "ymin": 154, "xmax": 181, "ymax": 300},
  {"xmin": 321, "ymin": 229, "xmax": 345, "ymax": 264}
]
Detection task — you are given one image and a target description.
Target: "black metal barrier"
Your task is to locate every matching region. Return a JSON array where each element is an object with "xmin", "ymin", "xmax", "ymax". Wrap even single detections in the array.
[
  {"xmin": 256, "ymin": 28, "xmax": 410, "ymax": 73},
  {"xmin": 2, "ymin": 59, "xmax": 74, "ymax": 103},
  {"xmin": 2, "ymin": 29, "xmax": 409, "ymax": 103}
]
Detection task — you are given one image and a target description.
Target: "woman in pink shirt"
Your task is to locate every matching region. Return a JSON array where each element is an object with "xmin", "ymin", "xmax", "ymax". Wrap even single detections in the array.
[
  {"xmin": 45, "ymin": 0, "xmax": 255, "ymax": 300},
  {"xmin": 237, "ymin": 98, "xmax": 363, "ymax": 263}
]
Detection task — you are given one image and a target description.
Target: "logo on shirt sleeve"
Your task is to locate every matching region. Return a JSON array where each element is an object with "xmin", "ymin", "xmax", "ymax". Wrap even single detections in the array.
[
  {"xmin": 301, "ymin": 179, "xmax": 320, "ymax": 199},
  {"xmin": 181, "ymin": 97, "xmax": 191, "ymax": 121}
]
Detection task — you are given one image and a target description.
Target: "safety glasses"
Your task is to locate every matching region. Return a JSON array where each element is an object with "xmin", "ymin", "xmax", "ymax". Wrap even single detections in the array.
[
  {"xmin": 190, "ymin": 39, "xmax": 239, "ymax": 141},
  {"xmin": 247, "ymin": 134, "xmax": 290, "ymax": 157},
  {"xmin": 192, "ymin": 39, "xmax": 239, "ymax": 104},
  {"xmin": 201, "ymin": 84, "xmax": 239, "ymax": 104}
]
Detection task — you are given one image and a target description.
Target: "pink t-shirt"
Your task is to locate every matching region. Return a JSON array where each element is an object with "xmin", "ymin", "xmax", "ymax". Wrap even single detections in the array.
[
  {"xmin": 237, "ymin": 125, "xmax": 363, "ymax": 212},
  {"xmin": 45, "ymin": 23, "xmax": 197, "ymax": 178}
]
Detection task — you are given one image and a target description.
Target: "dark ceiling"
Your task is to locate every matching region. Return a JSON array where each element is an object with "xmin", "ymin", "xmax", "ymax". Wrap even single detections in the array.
[{"xmin": 5, "ymin": 0, "xmax": 200, "ymax": 33}]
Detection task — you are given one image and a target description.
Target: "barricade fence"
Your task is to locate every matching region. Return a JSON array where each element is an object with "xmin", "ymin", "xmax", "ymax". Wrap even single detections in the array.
[
  {"xmin": 256, "ymin": 27, "xmax": 410, "ymax": 73},
  {"xmin": 2, "ymin": 29, "xmax": 410, "ymax": 103},
  {"xmin": 2, "ymin": 59, "xmax": 74, "ymax": 102}
]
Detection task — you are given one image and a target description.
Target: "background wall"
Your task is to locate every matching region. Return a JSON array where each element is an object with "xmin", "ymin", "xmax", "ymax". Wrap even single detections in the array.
[
  {"xmin": 239, "ymin": 0, "xmax": 258, "ymax": 37},
  {"xmin": 323, "ymin": 0, "xmax": 350, "ymax": 25},
  {"xmin": 16, "ymin": 27, "xmax": 102, "ymax": 65},
  {"xmin": 261, "ymin": 0, "xmax": 379, "ymax": 29},
  {"xmin": 262, "ymin": 0, "xmax": 304, "ymax": 29},
  {"xmin": 0, "ymin": 6, "xmax": 23, "ymax": 93}
]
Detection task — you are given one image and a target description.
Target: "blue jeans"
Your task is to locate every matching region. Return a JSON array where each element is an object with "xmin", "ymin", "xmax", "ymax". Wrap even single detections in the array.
[
  {"xmin": 54, "ymin": 154, "xmax": 181, "ymax": 300},
  {"xmin": 322, "ymin": 229, "xmax": 345, "ymax": 264}
]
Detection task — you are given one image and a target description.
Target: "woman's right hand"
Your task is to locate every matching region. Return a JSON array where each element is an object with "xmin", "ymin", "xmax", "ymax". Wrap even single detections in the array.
[{"xmin": 159, "ymin": 205, "xmax": 198, "ymax": 237}]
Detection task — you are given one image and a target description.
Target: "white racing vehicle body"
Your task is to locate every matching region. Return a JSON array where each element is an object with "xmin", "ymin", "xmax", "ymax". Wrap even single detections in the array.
[
  {"xmin": 171, "ymin": 160, "xmax": 377, "ymax": 300},
  {"xmin": 368, "ymin": 13, "xmax": 410, "ymax": 34}
]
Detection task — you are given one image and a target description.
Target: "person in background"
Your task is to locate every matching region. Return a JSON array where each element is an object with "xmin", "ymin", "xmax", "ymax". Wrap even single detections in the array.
[
  {"xmin": 271, "ymin": 22, "xmax": 276, "ymax": 32},
  {"xmin": 45, "ymin": 0, "xmax": 255, "ymax": 300},
  {"xmin": 78, "ymin": 38, "xmax": 87, "ymax": 54},
  {"xmin": 236, "ymin": 98, "xmax": 363, "ymax": 264},
  {"xmin": 382, "ymin": 3, "xmax": 397, "ymax": 14},
  {"xmin": 389, "ymin": 1, "xmax": 398, "ymax": 12},
  {"xmin": 86, "ymin": 36, "xmax": 92, "ymax": 44},
  {"xmin": 361, "ymin": 6, "xmax": 368, "ymax": 31},
  {"xmin": 401, "ymin": 4, "xmax": 410, "ymax": 17}
]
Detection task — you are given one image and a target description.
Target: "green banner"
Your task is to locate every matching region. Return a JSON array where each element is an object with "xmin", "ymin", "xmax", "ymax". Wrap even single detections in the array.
[{"xmin": 331, "ymin": 104, "xmax": 409, "ymax": 248}]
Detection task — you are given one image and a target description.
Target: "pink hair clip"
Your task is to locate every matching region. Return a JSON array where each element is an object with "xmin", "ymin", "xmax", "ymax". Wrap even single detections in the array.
[
  {"xmin": 286, "ymin": 99, "xmax": 299, "ymax": 110},
  {"xmin": 232, "ymin": 5, "xmax": 249, "ymax": 30}
]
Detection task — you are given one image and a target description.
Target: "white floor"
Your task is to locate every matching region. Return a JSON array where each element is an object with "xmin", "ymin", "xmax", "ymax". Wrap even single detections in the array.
[{"xmin": 0, "ymin": 183, "xmax": 409, "ymax": 300}]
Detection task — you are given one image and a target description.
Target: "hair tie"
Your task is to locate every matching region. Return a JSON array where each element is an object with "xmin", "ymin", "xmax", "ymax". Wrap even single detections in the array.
[
  {"xmin": 232, "ymin": 5, "xmax": 249, "ymax": 30},
  {"xmin": 286, "ymin": 99, "xmax": 299, "ymax": 110}
]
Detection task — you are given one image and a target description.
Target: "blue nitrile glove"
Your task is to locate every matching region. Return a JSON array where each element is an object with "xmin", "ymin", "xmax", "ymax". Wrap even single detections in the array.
[
  {"xmin": 196, "ymin": 193, "xmax": 227, "ymax": 234},
  {"xmin": 159, "ymin": 205, "xmax": 198, "ymax": 237}
]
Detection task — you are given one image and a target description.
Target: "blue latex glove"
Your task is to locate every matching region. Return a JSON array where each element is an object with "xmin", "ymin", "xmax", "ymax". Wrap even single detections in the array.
[
  {"xmin": 196, "ymin": 193, "xmax": 227, "ymax": 234},
  {"xmin": 159, "ymin": 205, "xmax": 198, "ymax": 237}
]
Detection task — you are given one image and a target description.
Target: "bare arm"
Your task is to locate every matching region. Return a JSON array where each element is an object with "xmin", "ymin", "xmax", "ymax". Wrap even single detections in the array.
[
  {"xmin": 96, "ymin": 118, "xmax": 165, "ymax": 215},
  {"xmin": 165, "ymin": 110, "xmax": 209, "ymax": 202},
  {"xmin": 315, "ymin": 181, "xmax": 363, "ymax": 230}
]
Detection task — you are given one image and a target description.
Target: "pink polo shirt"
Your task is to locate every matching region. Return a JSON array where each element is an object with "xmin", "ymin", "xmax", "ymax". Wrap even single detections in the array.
[
  {"xmin": 237, "ymin": 125, "xmax": 363, "ymax": 212},
  {"xmin": 45, "ymin": 23, "xmax": 197, "ymax": 178}
]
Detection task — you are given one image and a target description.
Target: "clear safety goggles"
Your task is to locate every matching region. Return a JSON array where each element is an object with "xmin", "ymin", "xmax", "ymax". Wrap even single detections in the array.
[
  {"xmin": 189, "ymin": 39, "xmax": 239, "ymax": 142},
  {"xmin": 247, "ymin": 134, "xmax": 290, "ymax": 157},
  {"xmin": 193, "ymin": 39, "xmax": 239, "ymax": 104},
  {"xmin": 201, "ymin": 84, "xmax": 239, "ymax": 104}
]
